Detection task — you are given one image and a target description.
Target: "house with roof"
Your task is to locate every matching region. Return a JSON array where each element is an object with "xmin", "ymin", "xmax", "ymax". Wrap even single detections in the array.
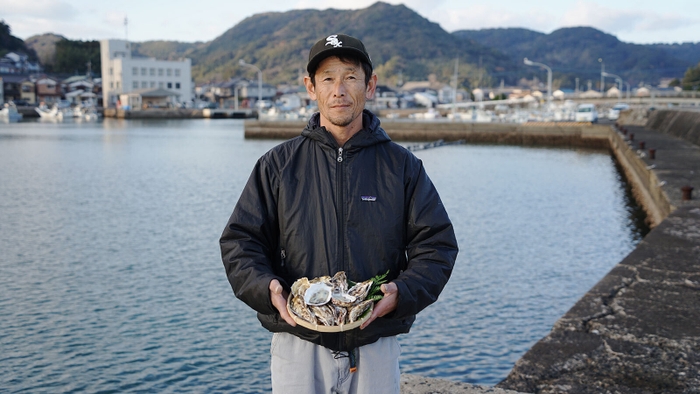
[
  {"xmin": 20, "ymin": 79, "xmax": 36, "ymax": 104},
  {"xmin": 35, "ymin": 76, "xmax": 62, "ymax": 105}
]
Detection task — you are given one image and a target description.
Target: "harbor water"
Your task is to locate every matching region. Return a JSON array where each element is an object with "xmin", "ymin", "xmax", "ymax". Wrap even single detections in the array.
[{"xmin": 0, "ymin": 118, "xmax": 646, "ymax": 392}]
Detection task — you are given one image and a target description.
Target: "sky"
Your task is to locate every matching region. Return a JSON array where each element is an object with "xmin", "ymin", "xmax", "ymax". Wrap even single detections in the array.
[{"xmin": 1, "ymin": 0, "xmax": 698, "ymax": 45}]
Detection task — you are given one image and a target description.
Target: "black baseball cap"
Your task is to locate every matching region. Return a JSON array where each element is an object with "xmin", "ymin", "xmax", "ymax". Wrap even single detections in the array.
[{"xmin": 307, "ymin": 34, "xmax": 372, "ymax": 74}]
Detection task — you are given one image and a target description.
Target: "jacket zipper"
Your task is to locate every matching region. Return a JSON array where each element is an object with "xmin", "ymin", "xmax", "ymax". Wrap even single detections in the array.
[
  {"xmin": 336, "ymin": 147, "xmax": 345, "ymax": 273},
  {"xmin": 336, "ymin": 146, "xmax": 346, "ymax": 351}
]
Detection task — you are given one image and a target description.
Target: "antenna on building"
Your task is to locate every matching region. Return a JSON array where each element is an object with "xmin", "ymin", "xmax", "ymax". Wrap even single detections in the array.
[{"xmin": 124, "ymin": 15, "xmax": 128, "ymax": 42}]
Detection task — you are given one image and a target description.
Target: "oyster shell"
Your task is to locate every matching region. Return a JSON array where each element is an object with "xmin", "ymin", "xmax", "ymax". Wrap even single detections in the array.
[
  {"xmin": 310, "ymin": 305, "xmax": 335, "ymax": 326},
  {"xmin": 304, "ymin": 282, "xmax": 332, "ymax": 306},
  {"xmin": 347, "ymin": 279, "xmax": 373, "ymax": 302},
  {"xmin": 290, "ymin": 295, "xmax": 314, "ymax": 324},
  {"xmin": 330, "ymin": 271, "xmax": 348, "ymax": 294},
  {"xmin": 309, "ymin": 276, "xmax": 332, "ymax": 286},
  {"xmin": 331, "ymin": 289, "xmax": 356, "ymax": 308},
  {"xmin": 332, "ymin": 304, "xmax": 347, "ymax": 326},
  {"xmin": 348, "ymin": 300, "xmax": 373, "ymax": 323},
  {"xmin": 291, "ymin": 277, "xmax": 310, "ymax": 297}
]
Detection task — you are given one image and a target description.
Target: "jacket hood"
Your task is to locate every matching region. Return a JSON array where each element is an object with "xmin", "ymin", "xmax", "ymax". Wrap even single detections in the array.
[{"xmin": 301, "ymin": 109, "xmax": 391, "ymax": 149}]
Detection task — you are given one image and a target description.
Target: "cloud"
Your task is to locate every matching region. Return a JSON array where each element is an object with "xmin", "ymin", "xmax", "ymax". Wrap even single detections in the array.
[
  {"xmin": 0, "ymin": 0, "xmax": 78, "ymax": 19},
  {"xmin": 422, "ymin": 4, "xmax": 555, "ymax": 32},
  {"xmin": 560, "ymin": 0, "xmax": 698, "ymax": 33}
]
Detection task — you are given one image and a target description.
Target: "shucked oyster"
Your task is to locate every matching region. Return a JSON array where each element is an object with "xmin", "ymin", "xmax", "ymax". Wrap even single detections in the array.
[
  {"xmin": 304, "ymin": 282, "xmax": 332, "ymax": 306},
  {"xmin": 331, "ymin": 290, "xmax": 357, "ymax": 308}
]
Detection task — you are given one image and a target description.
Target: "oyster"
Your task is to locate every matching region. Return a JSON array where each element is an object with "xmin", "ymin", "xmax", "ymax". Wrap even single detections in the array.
[
  {"xmin": 348, "ymin": 300, "xmax": 373, "ymax": 323},
  {"xmin": 331, "ymin": 289, "xmax": 356, "ymax": 308},
  {"xmin": 290, "ymin": 295, "xmax": 314, "ymax": 324},
  {"xmin": 330, "ymin": 271, "xmax": 348, "ymax": 294},
  {"xmin": 310, "ymin": 305, "xmax": 335, "ymax": 326},
  {"xmin": 304, "ymin": 282, "xmax": 332, "ymax": 306},
  {"xmin": 309, "ymin": 276, "xmax": 332, "ymax": 286},
  {"xmin": 347, "ymin": 279, "xmax": 373, "ymax": 302},
  {"xmin": 333, "ymin": 304, "xmax": 348, "ymax": 326},
  {"xmin": 291, "ymin": 277, "xmax": 311, "ymax": 297}
]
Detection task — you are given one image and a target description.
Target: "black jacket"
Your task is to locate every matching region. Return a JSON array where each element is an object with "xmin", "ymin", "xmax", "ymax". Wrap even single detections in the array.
[{"xmin": 220, "ymin": 110, "xmax": 458, "ymax": 351}]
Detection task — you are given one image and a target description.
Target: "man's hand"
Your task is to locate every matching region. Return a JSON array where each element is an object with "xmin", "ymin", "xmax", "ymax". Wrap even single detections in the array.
[
  {"xmin": 269, "ymin": 279, "xmax": 296, "ymax": 327},
  {"xmin": 360, "ymin": 282, "xmax": 398, "ymax": 330}
]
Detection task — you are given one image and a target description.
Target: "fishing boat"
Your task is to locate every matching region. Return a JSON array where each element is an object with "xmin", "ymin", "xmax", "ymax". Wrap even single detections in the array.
[
  {"xmin": 0, "ymin": 102, "xmax": 23, "ymax": 122},
  {"xmin": 35, "ymin": 105, "xmax": 63, "ymax": 120}
]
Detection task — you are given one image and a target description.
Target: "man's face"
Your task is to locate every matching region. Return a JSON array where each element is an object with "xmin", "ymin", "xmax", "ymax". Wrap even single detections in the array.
[{"xmin": 305, "ymin": 56, "xmax": 376, "ymax": 129}]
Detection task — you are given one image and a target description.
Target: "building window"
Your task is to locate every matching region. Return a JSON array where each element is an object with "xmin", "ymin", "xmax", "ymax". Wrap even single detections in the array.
[
  {"xmin": 175, "ymin": 82, "xmax": 180, "ymax": 89},
  {"xmin": 132, "ymin": 67, "xmax": 138, "ymax": 75},
  {"xmin": 133, "ymin": 81, "xmax": 138, "ymax": 88},
  {"xmin": 175, "ymin": 69, "xmax": 180, "ymax": 77},
  {"xmin": 116, "ymin": 81, "xmax": 120, "ymax": 89},
  {"xmin": 141, "ymin": 67, "xmax": 146, "ymax": 76},
  {"xmin": 167, "ymin": 82, "xmax": 172, "ymax": 89},
  {"xmin": 109, "ymin": 67, "xmax": 113, "ymax": 75},
  {"xmin": 167, "ymin": 69, "xmax": 172, "ymax": 76},
  {"xmin": 150, "ymin": 81, "xmax": 155, "ymax": 88},
  {"xmin": 158, "ymin": 82, "xmax": 164, "ymax": 88},
  {"xmin": 158, "ymin": 68, "xmax": 163, "ymax": 76},
  {"xmin": 150, "ymin": 68, "xmax": 155, "ymax": 76},
  {"xmin": 141, "ymin": 81, "xmax": 148, "ymax": 88}
]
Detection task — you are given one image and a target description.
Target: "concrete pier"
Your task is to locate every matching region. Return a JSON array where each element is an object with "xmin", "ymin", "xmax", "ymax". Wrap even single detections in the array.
[{"xmin": 497, "ymin": 113, "xmax": 700, "ymax": 393}]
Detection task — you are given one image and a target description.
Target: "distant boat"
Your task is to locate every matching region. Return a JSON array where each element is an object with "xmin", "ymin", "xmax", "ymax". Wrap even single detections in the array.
[
  {"xmin": 1, "ymin": 103, "xmax": 23, "ymax": 122},
  {"xmin": 35, "ymin": 105, "xmax": 63, "ymax": 120}
]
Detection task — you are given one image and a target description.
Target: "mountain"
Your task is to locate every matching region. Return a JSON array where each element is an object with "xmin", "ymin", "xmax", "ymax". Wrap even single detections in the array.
[
  {"xmin": 10, "ymin": 3, "xmax": 700, "ymax": 89},
  {"xmin": 454, "ymin": 27, "xmax": 698, "ymax": 88},
  {"xmin": 184, "ymin": 2, "xmax": 514, "ymax": 87},
  {"xmin": 130, "ymin": 40, "xmax": 203, "ymax": 61},
  {"xmin": 25, "ymin": 33, "xmax": 65, "ymax": 66}
]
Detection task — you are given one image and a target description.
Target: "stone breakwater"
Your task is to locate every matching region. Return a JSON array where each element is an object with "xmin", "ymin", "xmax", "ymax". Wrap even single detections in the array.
[
  {"xmin": 246, "ymin": 115, "xmax": 700, "ymax": 393},
  {"xmin": 496, "ymin": 116, "xmax": 700, "ymax": 393}
]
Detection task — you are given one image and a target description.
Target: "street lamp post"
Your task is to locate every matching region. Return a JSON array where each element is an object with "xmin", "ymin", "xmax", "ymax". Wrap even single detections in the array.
[
  {"xmin": 601, "ymin": 71, "xmax": 631, "ymax": 100},
  {"xmin": 599, "ymin": 58, "xmax": 605, "ymax": 93},
  {"xmin": 239, "ymin": 59, "xmax": 262, "ymax": 108},
  {"xmin": 524, "ymin": 57, "xmax": 552, "ymax": 109}
]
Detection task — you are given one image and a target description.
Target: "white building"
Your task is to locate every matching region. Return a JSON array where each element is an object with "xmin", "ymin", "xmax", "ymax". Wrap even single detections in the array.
[{"xmin": 100, "ymin": 39, "xmax": 193, "ymax": 108}]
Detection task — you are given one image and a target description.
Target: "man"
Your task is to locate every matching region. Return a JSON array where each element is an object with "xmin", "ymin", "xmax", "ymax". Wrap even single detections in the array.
[{"xmin": 220, "ymin": 34, "xmax": 458, "ymax": 394}]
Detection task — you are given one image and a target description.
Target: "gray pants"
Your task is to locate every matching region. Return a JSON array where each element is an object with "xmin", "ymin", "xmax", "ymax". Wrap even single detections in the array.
[{"xmin": 270, "ymin": 332, "xmax": 401, "ymax": 394}]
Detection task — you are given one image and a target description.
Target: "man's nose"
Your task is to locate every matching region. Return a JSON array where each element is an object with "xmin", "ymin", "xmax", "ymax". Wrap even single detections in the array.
[{"xmin": 332, "ymin": 80, "xmax": 346, "ymax": 97}]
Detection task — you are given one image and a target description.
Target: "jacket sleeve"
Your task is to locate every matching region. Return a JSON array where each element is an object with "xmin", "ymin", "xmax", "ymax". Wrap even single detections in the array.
[
  {"xmin": 220, "ymin": 155, "xmax": 283, "ymax": 316},
  {"xmin": 393, "ymin": 155, "xmax": 459, "ymax": 319}
]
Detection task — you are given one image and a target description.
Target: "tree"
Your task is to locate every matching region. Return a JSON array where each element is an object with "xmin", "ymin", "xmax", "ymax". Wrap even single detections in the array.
[
  {"xmin": 51, "ymin": 39, "xmax": 100, "ymax": 75},
  {"xmin": 682, "ymin": 63, "xmax": 700, "ymax": 91}
]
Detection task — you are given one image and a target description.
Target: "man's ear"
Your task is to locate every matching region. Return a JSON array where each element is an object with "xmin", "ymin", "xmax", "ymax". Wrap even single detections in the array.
[
  {"xmin": 365, "ymin": 73, "xmax": 378, "ymax": 100},
  {"xmin": 304, "ymin": 76, "xmax": 317, "ymax": 101}
]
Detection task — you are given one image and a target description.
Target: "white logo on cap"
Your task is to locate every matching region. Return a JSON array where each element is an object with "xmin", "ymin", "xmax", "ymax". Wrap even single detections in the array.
[{"xmin": 325, "ymin": 35, "xmax": 342, "ymax": 48}]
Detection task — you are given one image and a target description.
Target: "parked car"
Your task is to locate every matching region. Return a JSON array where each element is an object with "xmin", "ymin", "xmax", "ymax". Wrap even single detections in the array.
[
  {"xmin": 575, "ymin": 103, "xmax": 598, "ymax": 123},
  {"xmin": 607, "ymin": 103, "xmax": 630, "ymax": 120}
]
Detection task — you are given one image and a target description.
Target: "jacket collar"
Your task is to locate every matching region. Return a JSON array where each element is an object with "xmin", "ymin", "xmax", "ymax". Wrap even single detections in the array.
[{"xmin": 301, "ymin": 110, "xmax": 391, "ymax": 149}]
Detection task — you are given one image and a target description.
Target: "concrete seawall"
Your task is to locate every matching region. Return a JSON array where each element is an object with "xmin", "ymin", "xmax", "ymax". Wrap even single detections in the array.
[
  {"xmin": 245, "ymin": 115, "xmax": 700, "ymax": 393},
  {"xmin": 497, "ymin": 113, "xmax": 700, "ymax": 393}
]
